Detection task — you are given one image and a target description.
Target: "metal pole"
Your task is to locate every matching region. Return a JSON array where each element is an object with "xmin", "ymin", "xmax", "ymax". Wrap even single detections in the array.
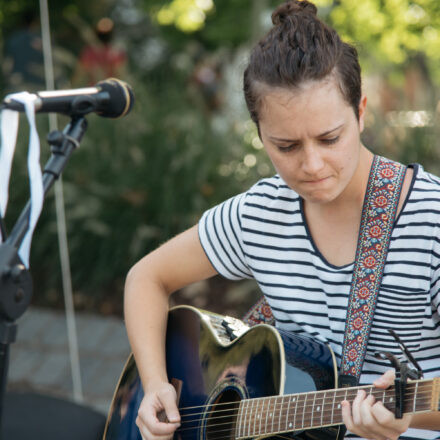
[{"xmin": 39, "ymin": 0, "xmax": 83, "ymax": 403}]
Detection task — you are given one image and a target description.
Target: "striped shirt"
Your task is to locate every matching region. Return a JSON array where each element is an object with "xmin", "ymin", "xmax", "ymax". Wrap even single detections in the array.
[{"xmin": 198, "ymin": 163, "xmax": 440, "ymax": 439}]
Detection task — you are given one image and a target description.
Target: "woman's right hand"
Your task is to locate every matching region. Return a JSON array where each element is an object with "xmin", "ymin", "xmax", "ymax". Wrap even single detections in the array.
[{"xmin": 136, "ymin": 381, "xmax": 181, "ymax": 440}]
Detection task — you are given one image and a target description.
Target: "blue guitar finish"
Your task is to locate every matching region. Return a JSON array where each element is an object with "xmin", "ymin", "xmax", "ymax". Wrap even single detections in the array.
[{"xmin": 103, "ymin": 306, "xmax": 340, "ymax": 440}]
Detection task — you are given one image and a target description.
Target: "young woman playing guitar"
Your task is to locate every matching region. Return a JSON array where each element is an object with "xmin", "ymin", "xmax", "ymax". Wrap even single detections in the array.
[{"xmin": 124, "ymin": 1, "xmax": 440, "ymax": 438}]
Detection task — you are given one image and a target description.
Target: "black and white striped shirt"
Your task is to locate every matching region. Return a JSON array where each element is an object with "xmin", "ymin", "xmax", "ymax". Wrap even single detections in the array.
[{"xmin": 198, "ymin": 163, "xmax": 440, "ymax": 439}]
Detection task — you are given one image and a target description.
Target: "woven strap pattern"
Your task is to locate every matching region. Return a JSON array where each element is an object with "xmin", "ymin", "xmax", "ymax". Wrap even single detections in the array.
[
  {"xmin": 243, "ymin": 296, "xmax": 275, "ymax": 327},
  {"xmin": 339, "ymin": 156, "xmax": 406, "ymax": 378}
]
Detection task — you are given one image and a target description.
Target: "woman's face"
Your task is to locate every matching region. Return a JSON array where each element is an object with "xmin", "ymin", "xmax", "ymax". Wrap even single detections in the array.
[{"xmin": 258, "ymin": 78, "xmax": 367, "ymax": 205}]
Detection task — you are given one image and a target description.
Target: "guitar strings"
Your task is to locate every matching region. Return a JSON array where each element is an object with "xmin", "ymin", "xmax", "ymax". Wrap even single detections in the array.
[
  {"xmin": 176, "ymin": 424, "xmax": 296, "ymax": 440},
  {"xmin": 175, "ymin": 415, "xmax": 335, "ymax": 440},
  {"xmin": 173, "ymin": 382, "xmax": 432, "ymax": 413},
  {"xmin": 173, "ymin": 396, "xmax": 424, "ymax": 440},
  {"xmin": 169, "ymin": 398, "xmax": 433, "ymax": 440},
  {"xmin": 175, "ymin": 390, "xmax": 434, "ymax": 432},
  {"xmin": 170, "ymin": 388, "xmax": 434, "ymax": 437},
  {"xmin": 173, "ymin": 398, "xmax": 431, "ymax": 440},
  {"xmin": 176, "ymin": 392, "xmax": 430, "ymax": 430},
  {"xmin": 174, "ymin": 384, "xmax": 434, "ymax": 420}
]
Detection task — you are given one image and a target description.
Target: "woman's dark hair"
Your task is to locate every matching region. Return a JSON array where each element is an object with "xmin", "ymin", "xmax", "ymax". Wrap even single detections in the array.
[{"xmin": 243, "ymin": 0, "xmax": 361, "ymax": 125}]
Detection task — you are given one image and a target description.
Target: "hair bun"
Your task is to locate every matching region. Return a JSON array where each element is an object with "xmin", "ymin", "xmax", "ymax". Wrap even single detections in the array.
[{"xmin": 271, "ymin": 0, "xmax": 318, "ymax": 25}]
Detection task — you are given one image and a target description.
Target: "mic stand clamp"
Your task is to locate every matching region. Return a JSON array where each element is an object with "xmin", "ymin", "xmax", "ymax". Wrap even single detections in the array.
[{"xmin": 0, "ymin": 243, "xmax": 32, "ymax": 329}]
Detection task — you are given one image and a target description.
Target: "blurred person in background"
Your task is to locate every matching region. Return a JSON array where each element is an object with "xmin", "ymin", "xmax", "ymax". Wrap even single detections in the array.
[
  {"xmin": 74, "ymin": 17, "xmax": 127, "ymax": 86},
  {"xmin": 3, "ymin": 8, "xmax": 45, "ymax": 92}
]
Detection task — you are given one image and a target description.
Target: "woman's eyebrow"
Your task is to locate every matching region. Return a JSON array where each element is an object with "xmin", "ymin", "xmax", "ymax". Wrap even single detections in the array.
[
  {"xmin": 318, "ymin": 123, "xmax": 344, "ymax": 137},
  {"xmin": 268, "ymin": 123, "xmax": 344, "ymax": 142}
]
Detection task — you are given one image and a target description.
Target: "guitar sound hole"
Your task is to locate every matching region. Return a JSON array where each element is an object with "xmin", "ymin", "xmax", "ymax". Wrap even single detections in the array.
[{"xmin": 205, "ymin": 389, "xmax": 241, "ymax": 440}]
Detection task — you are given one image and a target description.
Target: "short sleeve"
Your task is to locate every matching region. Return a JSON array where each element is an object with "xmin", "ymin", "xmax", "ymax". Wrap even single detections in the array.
[{"xmin": 198, "ymin": 192, "xmax": 252, "ymax": 280}]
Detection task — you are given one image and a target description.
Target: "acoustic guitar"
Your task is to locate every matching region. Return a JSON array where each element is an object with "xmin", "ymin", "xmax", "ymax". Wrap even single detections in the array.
[{"xmin": 103, "ymin": 305, "xmax": 440, "ymax": 440}]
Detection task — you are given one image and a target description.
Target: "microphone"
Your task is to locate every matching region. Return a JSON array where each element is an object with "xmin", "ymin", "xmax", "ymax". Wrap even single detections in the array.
[{"xmin": 1, "ymin": 78, "xmax": 134, "ymax": 118}]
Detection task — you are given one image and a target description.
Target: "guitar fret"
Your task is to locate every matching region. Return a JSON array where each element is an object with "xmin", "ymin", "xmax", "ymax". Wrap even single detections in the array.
[
  {"xmin": 302, "ymin": 393, "xmax": 308, "ymax": 429},
  {"xmin": 256, "ymin": 398, "xmax": 261, "ymax": 436},
  {"xmin": 240, "ymin": 399, "xmax": 245, "ymax": 438},
  {"xmin": 311, "ymin": 392, "xmax": 317, "ymax": 428},
  {"xmin": 278, "ymin": 395, "xmax": 285, "ymax": 433},
  {"xmin": 252, "ymin": 398, "xmax": 257, "ymax": 437},
  {"xmin": 269, "ymin": 398, "xmax": 277, "ymax": 432},
  {"xmin": 269, "ymin": 397, "xmax": 278, "ymax": 432},
  {"xmin": 254, "ymin": 399, "xmax": 259, "ymax": 436},
  {"xmin": 259, "ymin": 398, "xmax": 265, "ymax": 435},
  {"xmin": 245, "ymin": 399, "xmax": 251, "ymax": 438},
  {"xmin": 246, "ymin": 399, "xmax": 251, "ymax": 438},
  {"xmin": 331, "ymin": 390, "xmax": 336, "ymax": 424},
  {"xmin": 286, "ymin": 395, "xmax": 293, "ymax": 432},
  {"xmin": 413, "ymin": 382, "xmax": 418, "ymax": 413},
  {"xmin": 321, "ymin": 391, "xmax": 325, "ymax": 426},
  {"xmin": 248, "ymin": 398, "xmax": 253, "ymax": 438},
  {"xmin": 292, "ymin": 395, "xmax": 298, "ymax": 432},
  {"xmin": 251, "ymin": 399, "xmax": 256, "ymax": 437},
  {"xmin": 237, "ymin": 400, "xmax": 244, "ymax": 439},
  {"xmin": 333, "ymin": 388, "xmax": 347, "ymax": 424},
  {"xmin": 257, "ymin": 398, "xmax": 263, "ymax": 435},
  {"xmin": 264, "ymin": 397, "xmax": 270, "ymax": 436}
]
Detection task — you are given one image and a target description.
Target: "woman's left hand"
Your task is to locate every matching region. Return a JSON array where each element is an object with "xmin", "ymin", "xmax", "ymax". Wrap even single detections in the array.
[{"xmin": 341, "ymin": 369, "xmax": 412, "ymax": 440}]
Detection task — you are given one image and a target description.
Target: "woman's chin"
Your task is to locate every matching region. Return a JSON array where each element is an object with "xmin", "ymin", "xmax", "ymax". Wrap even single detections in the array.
[{"xmin": 299, "ymin": 188, "xmax": 341, "ymax": 205}]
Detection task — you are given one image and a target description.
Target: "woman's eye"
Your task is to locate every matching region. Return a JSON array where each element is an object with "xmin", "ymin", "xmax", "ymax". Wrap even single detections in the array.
[
  {"xmin": 277, "ymin": 144, "xmax": 298, "ymax": 152},
  {"xmin": 321, "ymin": 136, "xmax": 339, "ymax": 145}
]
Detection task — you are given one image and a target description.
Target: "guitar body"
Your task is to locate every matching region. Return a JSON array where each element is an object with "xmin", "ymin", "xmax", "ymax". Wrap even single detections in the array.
[{"xmin": 104, "ymin": 306, "xmax": 341, "ymax": 440}]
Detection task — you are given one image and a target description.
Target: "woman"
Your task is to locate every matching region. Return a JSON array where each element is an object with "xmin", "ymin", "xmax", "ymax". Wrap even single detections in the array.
[{"xmin": 124, "ymin": 1, "xmax": 440, "ymax": 438}]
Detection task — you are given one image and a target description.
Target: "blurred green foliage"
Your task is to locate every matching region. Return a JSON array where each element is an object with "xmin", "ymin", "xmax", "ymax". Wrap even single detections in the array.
[{"xmin": 1, "ymin": 0, "xmax": 439, "ymax": 313}]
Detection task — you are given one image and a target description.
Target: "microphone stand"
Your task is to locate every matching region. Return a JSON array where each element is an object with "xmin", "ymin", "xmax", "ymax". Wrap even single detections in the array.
[{"xmin": 0, "ymin": 115, "xmax": 88, "ymax": 438}]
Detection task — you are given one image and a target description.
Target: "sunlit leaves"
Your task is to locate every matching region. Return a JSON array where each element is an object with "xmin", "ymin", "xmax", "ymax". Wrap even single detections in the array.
[
  {"xmin": 327, "ymin": 0, "xmax": 440, "ymax": 71},
  {"xmin": 155, "ymin": 0, "xmax": 214, "ymax": 32}
]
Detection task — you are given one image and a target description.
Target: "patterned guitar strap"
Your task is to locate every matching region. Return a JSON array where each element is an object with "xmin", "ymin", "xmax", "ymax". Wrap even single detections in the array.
[
  {"xmin": 339, "ymin": 155, "xmax": 406, "ymax": 386},
  {"xmin": 337, "ymin": 156, "xmax": 406, "ymax": 438}
]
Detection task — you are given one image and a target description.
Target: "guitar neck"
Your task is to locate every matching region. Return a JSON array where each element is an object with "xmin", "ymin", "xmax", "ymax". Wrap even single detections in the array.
[{"xmin": 236, "ymin": 378, "xmax": 440, "ymax": 438}]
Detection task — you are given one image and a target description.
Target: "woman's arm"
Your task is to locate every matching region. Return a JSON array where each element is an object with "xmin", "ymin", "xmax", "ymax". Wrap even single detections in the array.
[
  {"xmin": 410, "ymin": 411, "xmax": 440, "ymax": 431},
  {"xmin": 124, "ymin": 224, "xmax": 218, "ymax": 440}
]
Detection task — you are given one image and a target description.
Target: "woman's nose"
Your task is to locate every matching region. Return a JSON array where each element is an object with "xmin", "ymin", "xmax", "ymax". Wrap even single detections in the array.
[{"xmin": 301, "ymin": 145, "xmax": 325, "ymax": 175}]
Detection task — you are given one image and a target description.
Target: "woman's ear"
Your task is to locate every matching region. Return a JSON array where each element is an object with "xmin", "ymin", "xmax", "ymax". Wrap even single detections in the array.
[{"xmin": 358, "ymin": 95, "xmax": 367, "ymax": 133}]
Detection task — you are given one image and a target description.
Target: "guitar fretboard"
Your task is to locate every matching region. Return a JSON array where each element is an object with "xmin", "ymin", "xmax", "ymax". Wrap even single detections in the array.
[{"xmin": 235, "ymin": 379, "xmax": 438, "ymax": 439}]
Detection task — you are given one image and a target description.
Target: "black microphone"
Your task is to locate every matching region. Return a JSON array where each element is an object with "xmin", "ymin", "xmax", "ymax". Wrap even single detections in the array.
[{"xmin": 1, "ymin": 78, "xmax": 134, "ymax": 118}]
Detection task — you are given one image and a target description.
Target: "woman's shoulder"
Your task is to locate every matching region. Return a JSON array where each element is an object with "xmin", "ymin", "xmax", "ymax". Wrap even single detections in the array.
[
  {"xmin": 245, "ymin": 174, "xmax": 299, "ymax": 200},
  {"xmin": 405, "ymin": 164, "xmax": 440, "ymax": 217},
  {"xmin": 412, "ymin": 163, "xmax": 440, "ymax": 195}
]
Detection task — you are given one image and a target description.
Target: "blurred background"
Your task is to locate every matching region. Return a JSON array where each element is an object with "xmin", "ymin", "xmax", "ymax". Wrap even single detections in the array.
[{"xmin": 1, "ymin": 0, "xmax": 440, "ymax": 417}]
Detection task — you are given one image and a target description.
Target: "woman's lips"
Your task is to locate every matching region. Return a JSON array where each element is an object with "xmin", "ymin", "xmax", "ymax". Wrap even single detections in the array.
[{"xmin": 303, "ymin": 176, "xmax": 330, "ymax": 184}]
